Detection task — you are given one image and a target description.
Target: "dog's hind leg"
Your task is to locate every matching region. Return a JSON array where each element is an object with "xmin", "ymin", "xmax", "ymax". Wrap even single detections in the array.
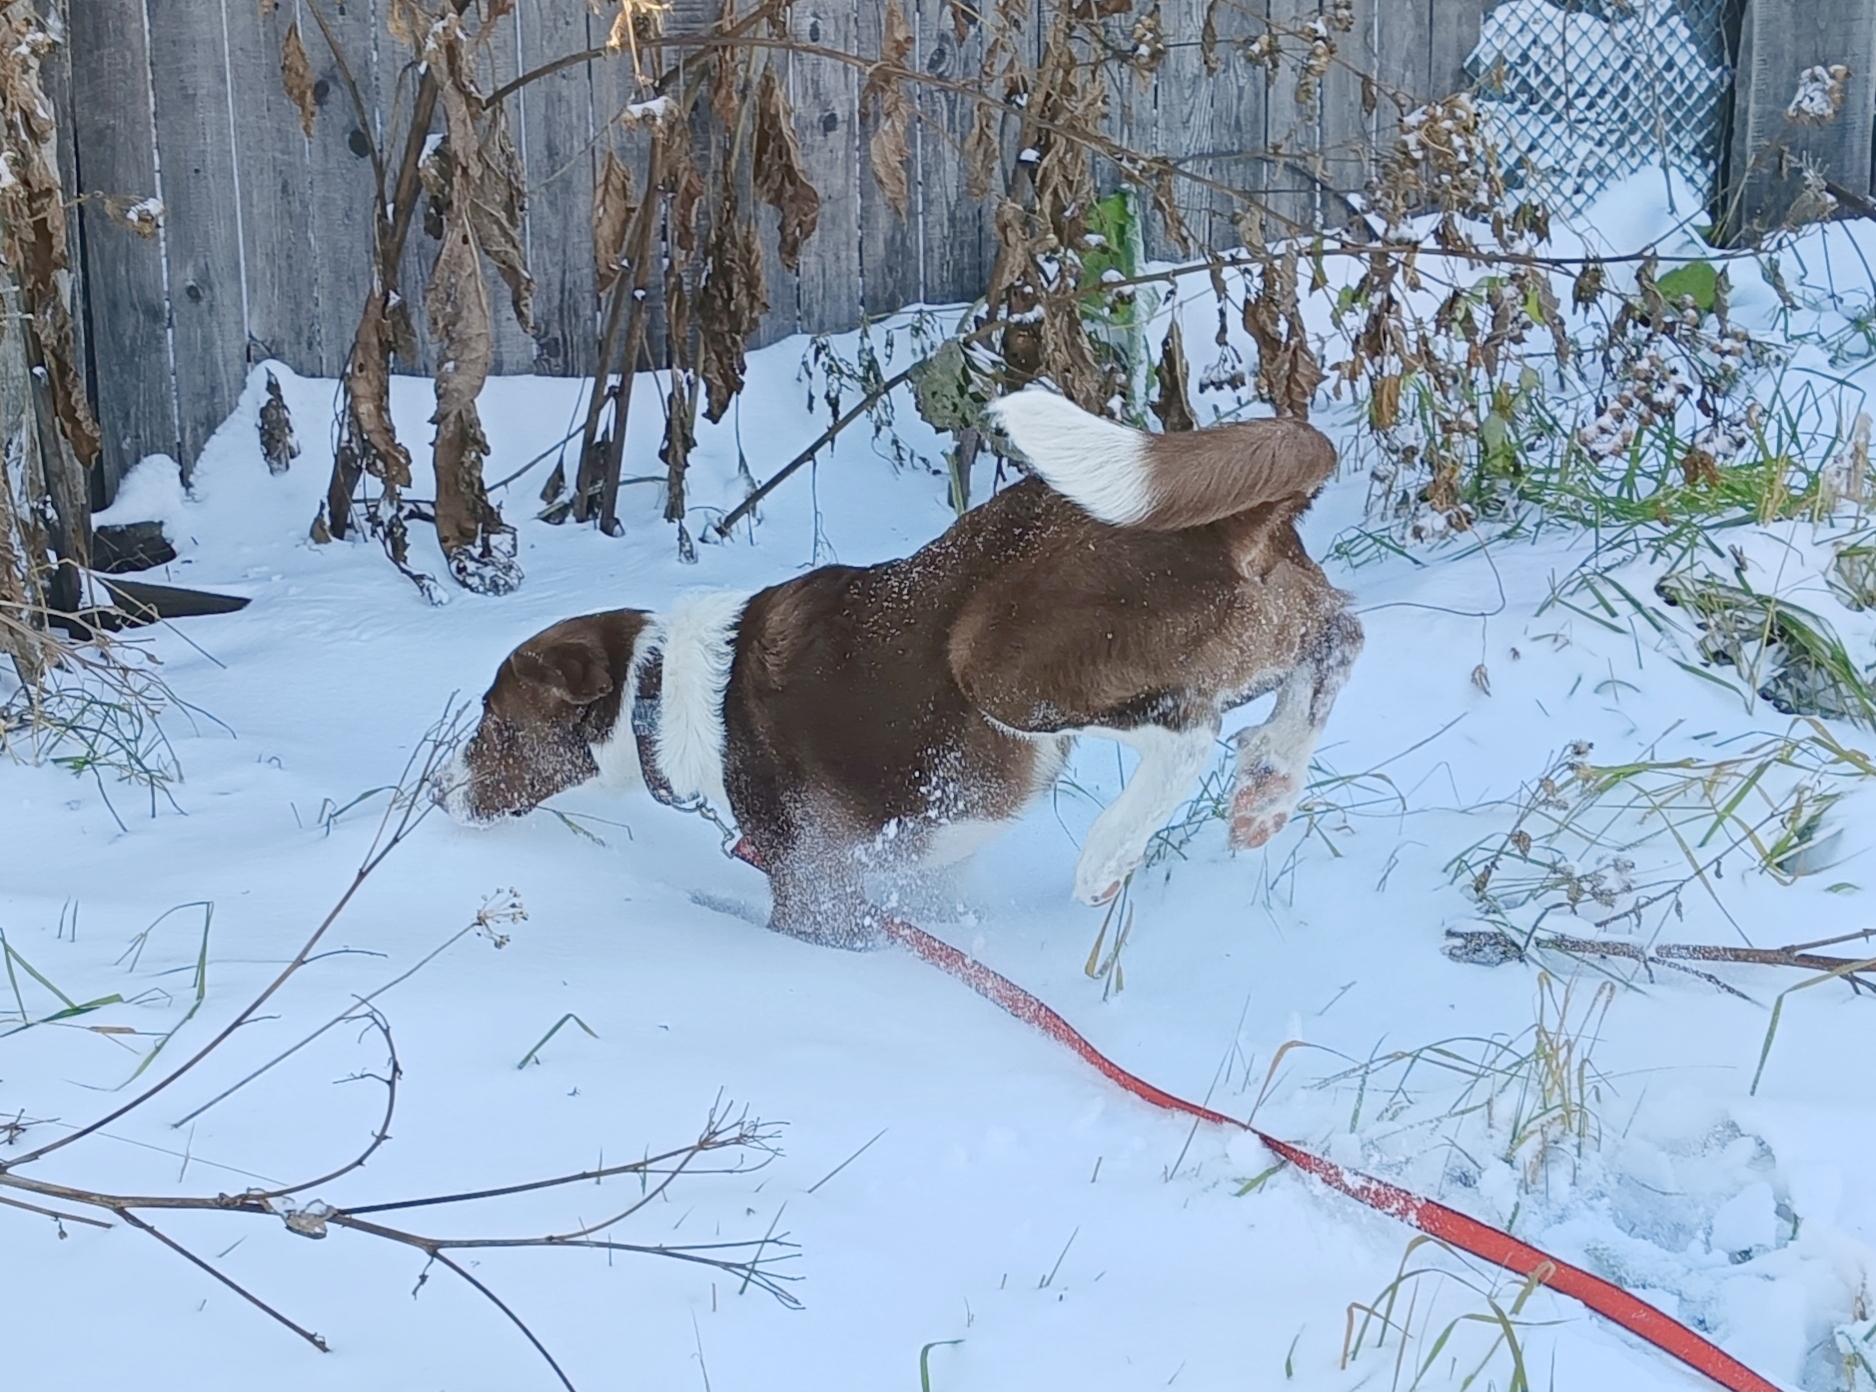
[
  {"xmin": 1073, "ymin": 722, "xmax": 1221, "ymax": 905},
  {"xmin": 1229, "ymin": 609, "xmax": 1363, "ymax": 850}
]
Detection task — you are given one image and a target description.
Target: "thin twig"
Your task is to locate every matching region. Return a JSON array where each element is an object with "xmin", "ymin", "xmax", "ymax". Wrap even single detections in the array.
[
  {"xmin": 250, "ymin": 1007, "xmax": 400, "ymax": 1200},
  {"xmin": 429, "ymin": 1249, "xmax": 577, "ymax": 1392},
  {"xmin": 1447, "ymin": 926, "xmax": 1876, "ymax": 994},
  {"xmin": 707, "ymin": 359, "xmax": 923, "ymax": 540},
  {"xmin": 115, "ymin": 1208, "xmax": 329, "ymax": 1353},
  {"xmin": 0, "ymin": 1191, "xmax": 112, "ymax": 1228}
]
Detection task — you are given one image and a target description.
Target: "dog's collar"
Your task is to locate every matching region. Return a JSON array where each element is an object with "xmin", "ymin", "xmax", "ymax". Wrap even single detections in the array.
[{"xmin": 629, "ymin": 647, "xmax": 682, "ymax": 808}]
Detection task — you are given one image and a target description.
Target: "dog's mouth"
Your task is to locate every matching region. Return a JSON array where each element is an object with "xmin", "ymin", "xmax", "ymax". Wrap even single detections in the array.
[
  {"xmin": 437, "ymin": 781, "xmax": 536, "ymax": 826},
  {"xmin": 437, "ymin": 726, "xmax": 598, "ymax": 826},
  {"xmin": 435, "ymin": 746, "xmax": 531, "ymax": 826}
]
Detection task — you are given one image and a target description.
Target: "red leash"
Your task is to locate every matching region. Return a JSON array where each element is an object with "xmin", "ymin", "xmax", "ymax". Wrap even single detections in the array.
[{"xmin": 730, "ymin": 843, "xmax": 1777, "ymax": 1391}]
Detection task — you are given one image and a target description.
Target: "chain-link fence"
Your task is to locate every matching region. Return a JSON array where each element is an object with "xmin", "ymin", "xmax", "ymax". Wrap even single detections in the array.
[{"xmin": 1467, "ymin": 0, "xmax": 1737, "ymax": 217}]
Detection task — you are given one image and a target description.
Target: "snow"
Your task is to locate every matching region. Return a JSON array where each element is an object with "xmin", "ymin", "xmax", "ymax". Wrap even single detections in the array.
[{"xmin": 7, "ymin": 180, "xmax": 1876, "ymax": 1392}]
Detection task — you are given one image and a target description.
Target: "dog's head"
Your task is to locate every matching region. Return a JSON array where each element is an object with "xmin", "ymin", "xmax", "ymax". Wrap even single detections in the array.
[{"xmin": 442, "ymin": 614, "xmax": 640, "ymax": 824}]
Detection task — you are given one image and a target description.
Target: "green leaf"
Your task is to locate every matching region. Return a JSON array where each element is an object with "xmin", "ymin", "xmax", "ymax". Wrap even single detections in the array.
[{"xmin": 1656, "ymin": 260, "xmax": 1719, "ymax": 314}]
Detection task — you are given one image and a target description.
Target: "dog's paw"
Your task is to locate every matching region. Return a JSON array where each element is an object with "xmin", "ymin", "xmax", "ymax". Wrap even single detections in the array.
[
  {"xmin": 1073, "ymin": 836, "xmax": 1142, "ymax": 907},
  {"xmin": 1229, "ymin": 737, "xmax": 1305, "ymax": 851}
]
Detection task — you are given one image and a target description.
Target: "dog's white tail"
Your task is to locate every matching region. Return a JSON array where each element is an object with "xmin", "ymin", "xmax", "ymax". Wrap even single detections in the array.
[{"xmin": 986, "ymin": 388, "xmax": 1335, "ymax": 531}]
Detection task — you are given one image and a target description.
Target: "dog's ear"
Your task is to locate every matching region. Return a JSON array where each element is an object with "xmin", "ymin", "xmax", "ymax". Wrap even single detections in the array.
[{"xmin": 512, "ymin": 637, "xmax": 615, "ymax": 705}]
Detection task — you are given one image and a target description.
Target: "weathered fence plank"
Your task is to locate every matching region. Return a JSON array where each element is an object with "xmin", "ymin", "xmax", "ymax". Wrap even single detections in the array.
[
  {"xmin": 68, "ymin": 0, "xmax": 176, "ymax": 490},
  {"xmin": 1262, "ymin": 0, "xmax": 1322, "ymax": 234},
  {"xmin": 790, "ymin": 0, "xmax": 863, "ymax": 335},
  {"xmin": 145, "ymin": 0, "xmax": 250, "ymax": 472},
  {"xmin": 1318, "ymin": 1, "xmax": 1375, "ymax": 221},
  {"xmin": 1729, "ymin": 0, "xmax": 1876, "ymax": 237},
  {"xmin": 1200, "ymin": 1, "xmax": 1273, "ymax": 253},
  {"xmin": 227, "ymin": 1, "xmax": 325, "ymax": 377},
  {"xmin": 910, "ymin": 0, "xmax": 976, "ymax": 310},
  {"xmin": 1142, "ymin": 0, "xmax": 1220, "ymax": 261},
  {"xmin": 1429, "ymin": 0, "xmax": 1489, "ymax": 104},
  {"xmin": 858, "ymin": 0, "xmax": 918, "ymax": 319},
  {"xmin": 301, "ymin": 0, "xmax": 383, "ymax": 381},
  {"xmin": 482, "ymin": 10, "xmax": 541, "ymax": 375},
  {"xmin": 1372, "ymin": 0, "xmax": 1433, "ymax": 137},
  {"xmin": 39, "ymin": 16, "xmax": 91, "ymax": 502},
  {"xmin": 516, "ymin": 0, "xmax": 597, "ymax": 377}
]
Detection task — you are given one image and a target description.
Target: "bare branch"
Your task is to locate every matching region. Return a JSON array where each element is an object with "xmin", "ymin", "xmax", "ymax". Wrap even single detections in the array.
[{"xmin": 115, "ymin": 1208, "xmax": 330, "ymax": 1353}]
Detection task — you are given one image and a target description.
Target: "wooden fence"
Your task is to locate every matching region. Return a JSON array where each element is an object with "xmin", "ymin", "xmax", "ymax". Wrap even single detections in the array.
[{"xmin": 51, "ymin": 0, "xmax": 1876, "ymax": 503}]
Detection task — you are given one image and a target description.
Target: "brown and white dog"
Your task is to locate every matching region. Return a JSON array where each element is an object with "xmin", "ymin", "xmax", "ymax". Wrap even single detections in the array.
[{"xmin": 443, "ymin": 389, "xmax": 1361, "ymax": 947}]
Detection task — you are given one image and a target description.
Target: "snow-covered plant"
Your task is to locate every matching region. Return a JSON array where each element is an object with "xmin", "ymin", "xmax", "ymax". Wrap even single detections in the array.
[
  {"xmin": 1447, "ymin": 728, "xmax": 1874, "ymax": 952},
  {"xmin": 1313, "ymin": 971, "xmax": 1616, "ymax": 1193},
  {"xmin": 1788, "ymin": 64, "xmax": 1851, "ymax": 124}
]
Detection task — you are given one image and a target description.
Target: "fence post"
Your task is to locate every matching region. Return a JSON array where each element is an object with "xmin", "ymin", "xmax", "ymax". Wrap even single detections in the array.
[{"xmin": 1726, "ymin": 0, "xmax": 1876, "ymax": 240}]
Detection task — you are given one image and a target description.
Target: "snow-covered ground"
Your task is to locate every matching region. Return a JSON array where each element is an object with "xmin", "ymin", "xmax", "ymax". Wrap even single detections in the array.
[{"xmin": 6, "ymin": 184, "xmax": 1876, "ymax": 1391}]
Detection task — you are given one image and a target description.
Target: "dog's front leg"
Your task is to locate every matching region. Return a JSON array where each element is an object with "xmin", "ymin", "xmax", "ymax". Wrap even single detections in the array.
[
  {"xmin": 1230, "ymin": 610, "xmax": 1363, "ymax": 849},
  {"xmin": 768, "ymin": 852, "xmax": 882, "ymax": 950},
  {"xmin": 1073, "ymin": 723, "xmax": 1221, "ymax": 905}
]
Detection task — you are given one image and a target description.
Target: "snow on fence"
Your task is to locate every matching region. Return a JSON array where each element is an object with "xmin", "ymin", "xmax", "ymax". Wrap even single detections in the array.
[
  {"xmin": 1469, "ymin": 0, "xmax": 1736, "ymax": 217},
  {"xmin": 52, "ymin": 0, "xmax": 1876, "ymax": 500}
]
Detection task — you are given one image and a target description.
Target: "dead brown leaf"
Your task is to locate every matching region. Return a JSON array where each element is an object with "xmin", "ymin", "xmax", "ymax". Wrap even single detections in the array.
[
  {"xmin": 281, "ymin": 21, "xmax": 317, "ymax": 136},
  {"xmin": 1149, "ymin": 165, "xmax": 1192, "ymax": 258},
  {"xmin": 660, "ymin": 371, "xmax": 696, "ymax": 522},
  {"xmin": 345, "ymin": 295, "xmax": 414, "ymax": 487},
  {"xmin": 752, "ymin": 67, "xmax": 820, "ymax": 270},
  {"xmin": 1150, "ymin": 319, "xmax": 1195, "ymax": 433},
  {"xmin": 427, "ymin": 218, "xmax": 496, "ymax": 429},
  {"xmin": 696, "ymin": 200, "xmax": 769, "ymax": 422},
  {"xmin": 964, "ymin": 93, "xmax": 1001, "ymax": 202},
  {"xmin": 861, "ymin": 4, "xmax": 916, "ymax": 218},
  {"xmin": 1243, "ymin": 251, "xmax": 1323, "ymax": 420},
  {"xmin": 473, "ymin": 104, "xmax": 534, "ymax": 331},
  {"xmin": 592, "ymin": 149, "xmax": 635, "ymax": 294},
  {"xmin": 1370, "ymin": 372, "xmax": 1401, "ymax": 430},
  {"xmin": 1680, "ymin": 446, "xmax": 1721, "ymax": 488},
  {"xmin": 1199, "ymin": 0, "xmax": 1223, "ymax": 74}
]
